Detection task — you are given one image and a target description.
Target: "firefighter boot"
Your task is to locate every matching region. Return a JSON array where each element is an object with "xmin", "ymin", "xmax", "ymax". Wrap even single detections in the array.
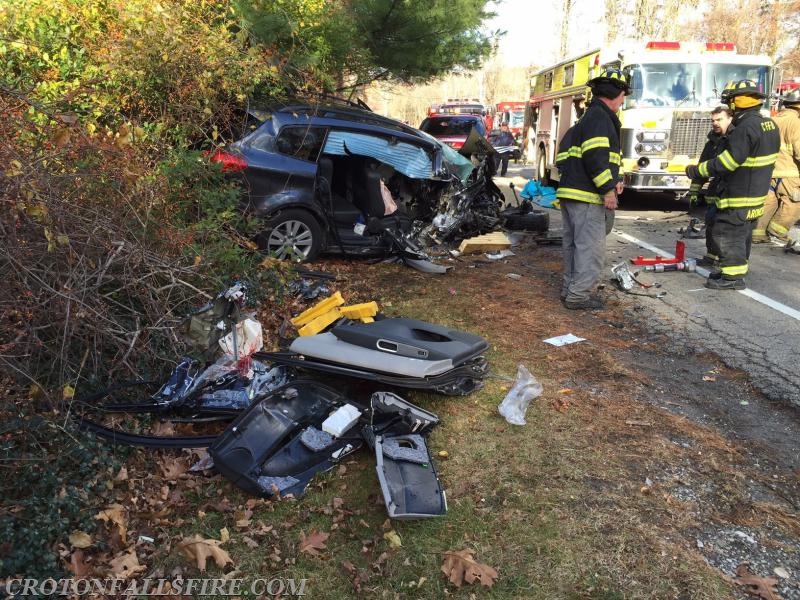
[{"xmin": 704, "ymin": 277, "xmax": 745, "ymax": 290}]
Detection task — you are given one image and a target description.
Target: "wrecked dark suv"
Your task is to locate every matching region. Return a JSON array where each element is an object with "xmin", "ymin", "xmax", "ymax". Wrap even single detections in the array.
[{"xmin": 211, "ymin": 101, "xmax": 476, "ymax": 262}]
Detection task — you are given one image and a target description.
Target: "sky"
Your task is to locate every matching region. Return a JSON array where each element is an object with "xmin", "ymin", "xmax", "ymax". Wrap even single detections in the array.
[{"xmin": 484, "ymin": 0, "xmax": 607, "ymax": 68}]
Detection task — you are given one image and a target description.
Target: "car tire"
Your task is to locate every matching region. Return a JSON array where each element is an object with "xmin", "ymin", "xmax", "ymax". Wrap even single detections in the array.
[
  {"xmin": 501, "ymin": 208, "xmax": 549, "ymax": 232},
  {"xmin": 537, "ymin": 150, "xmax": 550, "ymax": 187},
  {"xmin": 256, "ymin": 209, "xmax": 324, "ymax": 262}
]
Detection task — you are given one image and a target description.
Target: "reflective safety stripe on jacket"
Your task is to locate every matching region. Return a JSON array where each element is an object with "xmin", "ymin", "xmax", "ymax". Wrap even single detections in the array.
[
  {"xmin": 696, "ymin": 108, "xmax": 780, "ymax": 211},
  {"xmin": 555, "ymin": 99, "xmax": 622, "ymax": 205}
]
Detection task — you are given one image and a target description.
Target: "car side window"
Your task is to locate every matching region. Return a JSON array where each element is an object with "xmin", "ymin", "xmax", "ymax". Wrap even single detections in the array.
[{"xmin": 275, "ymin": 126, "xmax": 326, "ymax": 162}]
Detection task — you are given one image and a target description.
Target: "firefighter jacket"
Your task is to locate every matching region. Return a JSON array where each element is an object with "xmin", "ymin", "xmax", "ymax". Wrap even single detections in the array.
[
  {"xmin": 771, "ymin": 106, "xmax": 800, "ymax": 179},
  {"xmin": 555, "ymin": 98, "xmax": 622, "ymax": 205},
  {"xmin": 695, "ymin": 107, "xmax": 780, "ymax": 212},
  {"xmin": 688, "ymin": 128, "xmax": 732, "ymax": 203}
]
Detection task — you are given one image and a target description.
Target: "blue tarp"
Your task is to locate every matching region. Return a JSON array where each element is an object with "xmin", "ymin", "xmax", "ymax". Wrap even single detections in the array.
[
  {"xmin": 323, "ymin": 131, "xmax": 434, "ymax": 179},
  {"xmin": 520, "ymin": 179, "xmax": 559, "ymax": 209}
]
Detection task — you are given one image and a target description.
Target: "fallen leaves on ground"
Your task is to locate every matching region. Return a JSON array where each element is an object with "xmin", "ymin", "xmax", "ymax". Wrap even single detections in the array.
[
  {"xmin": 109, "ymin": 548, "xmax": 146, "ymax": 578},
  {"xmin": 178, "ymin": 535, "xmax": 233, "ymax": 572},
  {"xmin": 68, "ymin": 531, "xmax": 93, "ymax": 549},
  {"xmin": 67, "ymin": 549, "xmax": 91, "ymax": 577},
  {"xmin": 298, "ymin": 529, "xmax": 329, "ymax": 557},
  {"xmin": 383, "ymin": 530, "xmax": 402, "ymax": 549},
  {"xmin": 733, "ymin": 564, "xmax": 782, "ymax": 600},
  {"xmin": 441, "ymin": 548, "xmax": 498, "ymax": 588},
  {"xmin": 95, "ymin": 504, "xmax": 128, "ymax": 545}
]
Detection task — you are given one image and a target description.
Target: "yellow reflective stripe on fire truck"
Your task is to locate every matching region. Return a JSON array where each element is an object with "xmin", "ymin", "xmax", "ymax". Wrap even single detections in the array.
[
  {"xmin": 609, "ymin": 152, "xmax": 621, "ymax": 165},
  {"xmin": 593, "ymin": 169, "xmax": 612, "ymax": 188},
  {"xmin": 555, "ymin": 187, "xmax": 603, "ymax": 204},
  {"xmin": 714, "ymin": 195, "xmax": 768, "ymax": 209},
  {"xmin": 721, "ymin": 264, "xmax": 748, "ymax": 277},
  {"xmin": 581, "ymin": 136, "xmax": 610, "ymax": 152},
  {"xmin": 742, "ymin": 153, "xmax": 778, "ymax": 167}
]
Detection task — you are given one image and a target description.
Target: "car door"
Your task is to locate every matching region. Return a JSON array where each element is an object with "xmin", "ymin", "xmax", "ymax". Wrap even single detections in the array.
[{"xmin": 240, "ymin": 124, "xmax": 327, "ymax": 215}]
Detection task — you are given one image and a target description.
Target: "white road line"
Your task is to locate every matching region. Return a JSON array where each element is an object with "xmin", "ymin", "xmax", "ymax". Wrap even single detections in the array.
[
  {"xmin": 739, "ymin": 289, "xmax": 800, "ymax": 320},
  {"xmin": 612, "ymin": 230, "xmax": 800, "ymax": 322}
]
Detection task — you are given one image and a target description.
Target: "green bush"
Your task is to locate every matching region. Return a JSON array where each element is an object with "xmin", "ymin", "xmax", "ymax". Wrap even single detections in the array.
[{"xmin": 0, "ymin": 410, "xmax": 128, "ymax": 578}]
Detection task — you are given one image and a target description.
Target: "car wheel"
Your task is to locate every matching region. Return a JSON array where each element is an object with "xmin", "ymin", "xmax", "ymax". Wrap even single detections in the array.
[
  {"xmin": 257, "ymin": 209, "xmax": 323, "ymax": 262},
  {"xmin": 501, "ymin": 208, "xmax": 549, "ymax": 232}
]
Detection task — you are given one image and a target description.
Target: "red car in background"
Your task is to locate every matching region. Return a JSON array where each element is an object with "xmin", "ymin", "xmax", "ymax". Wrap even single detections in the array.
[{"xmin": 418, "ymin": 114, "xmax": 487, "ymax": 151}]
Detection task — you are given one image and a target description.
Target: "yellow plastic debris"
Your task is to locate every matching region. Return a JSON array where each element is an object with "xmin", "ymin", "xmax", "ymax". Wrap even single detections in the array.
[
  {"xmin": 297, "ymin": 308, "xmax": 342, "ymax": 336},
  {"xmin": 339, "ymin": 301, "xmax": 379, "ymax": 320},
  {"xmin": 457, "ymin": 231, "xmax": 511, "ymax": 254},
  {"xmin": 291, "ymin": 291, "xmax": 344, "ymax": 327}
]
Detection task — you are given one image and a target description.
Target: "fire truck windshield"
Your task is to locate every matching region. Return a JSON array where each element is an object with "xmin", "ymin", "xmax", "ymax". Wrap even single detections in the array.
[{"xmin": 625, "ymin": 63, "xmax": 770, "ymax": 108}]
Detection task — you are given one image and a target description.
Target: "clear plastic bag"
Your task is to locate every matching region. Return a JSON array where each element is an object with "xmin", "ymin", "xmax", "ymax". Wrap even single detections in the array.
[{"xmin": 498, "ymin": 364, "xmax": 543, "ymax": 426}]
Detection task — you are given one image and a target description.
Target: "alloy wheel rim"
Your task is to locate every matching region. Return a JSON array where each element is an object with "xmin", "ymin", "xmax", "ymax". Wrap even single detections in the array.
[{"xmin": 267, "ymin": 220, "xmax": 314, "ymax": 260}]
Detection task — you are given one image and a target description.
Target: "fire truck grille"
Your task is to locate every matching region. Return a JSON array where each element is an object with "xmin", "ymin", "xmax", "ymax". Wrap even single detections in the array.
[{"xmin": 670, "ymin": 115, "xmax": 712, "ymax": 157}]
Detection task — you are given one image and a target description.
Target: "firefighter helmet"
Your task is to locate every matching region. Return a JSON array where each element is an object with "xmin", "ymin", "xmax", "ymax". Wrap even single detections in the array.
[
  {"xmin": 781, "ymin": 89, "xmax": 800, "ymax": 105},
  {"xmin": 587, "ymin": 68, "xmax": 631, "ymax": 95},
  {"xmin": 720, "ymin": 81, "xmax": 737, "ymax": 103},
  {"xmin": 725, "ymin": 79, "xmax": 766, "ymax": 100}
]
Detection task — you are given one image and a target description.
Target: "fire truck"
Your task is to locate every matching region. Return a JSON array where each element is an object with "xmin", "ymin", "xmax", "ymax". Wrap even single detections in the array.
[
  {"xmin": 524, "ymin": 41, "xmax": 773, "ymax": 196},
  {"xmin": 428, "ymin": 98, "xmax": 486, "ymax": 116},
  {"xmin": 495, "ymin": 101, "xmax": 526, "ymax": 140}
]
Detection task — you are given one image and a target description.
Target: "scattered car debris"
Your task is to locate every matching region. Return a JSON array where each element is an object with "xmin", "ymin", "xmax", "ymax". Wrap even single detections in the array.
[
  {"xmin": 457, "ymin": 231, "xmax": 512, "ymax": 254},
  {"xmin": 75, "ymin": 284, "xmax": 490, "ymax": 518},
  {"xmin": 497, "ymin": 364, "xmax": 543, "ymax": 426},
  {"xmin": 543, "ymin": 333, "xmax": 586, "ymax": 347},
  {"xmin": 486, "ymin": 249, "xmax": 515, "ymax": 260}
]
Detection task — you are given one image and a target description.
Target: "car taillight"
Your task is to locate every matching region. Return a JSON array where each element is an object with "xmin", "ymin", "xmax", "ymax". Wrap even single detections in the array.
[
  {"xmin": 449, "ymin": 141, "xmax": 464, "ymax": 149},
  {"xmin": 208, "ymin": 149, "xmax": 248, "ymax": 172}
]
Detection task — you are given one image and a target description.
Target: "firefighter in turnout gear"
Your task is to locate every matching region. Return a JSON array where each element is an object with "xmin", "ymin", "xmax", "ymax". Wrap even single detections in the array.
[
  {"xmin": 556, "ymin": 67, "xmax": 629, "ymax": 310},
  {"xmin": 752, "ymin": 89, "xmax": 800, "ymax": 244},
  {"xmin": 685, "ymin": 79, "xmax": 780, "ymax": 290},
  {"xmin": 688, "ymin": 104, "xmax": 734, "ymax": 268}
]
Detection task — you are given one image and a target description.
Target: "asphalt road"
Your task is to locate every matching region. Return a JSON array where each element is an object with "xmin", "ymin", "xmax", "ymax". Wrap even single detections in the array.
[{"xmin": 497, "ymin": 164, "xmax": 800, "ymax": 408}]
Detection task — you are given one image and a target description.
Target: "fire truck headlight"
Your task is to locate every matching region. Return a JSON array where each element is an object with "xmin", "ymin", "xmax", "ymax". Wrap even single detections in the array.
[
  {"xmin": 636, "ymin": 131, "xmax": 669, "ymax": 142},
  {"xmin": 635, "ymin": 143, "xmax": 665, "ymax": 155}
]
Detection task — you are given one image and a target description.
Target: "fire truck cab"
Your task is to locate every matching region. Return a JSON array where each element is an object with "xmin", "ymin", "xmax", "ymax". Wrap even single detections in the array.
[{"xmin": 525, "ymin": 41, "xmax": 773, "ymax": 197}]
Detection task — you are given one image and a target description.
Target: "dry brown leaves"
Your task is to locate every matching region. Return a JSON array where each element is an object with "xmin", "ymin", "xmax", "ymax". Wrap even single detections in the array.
[
  {"xmin": 441, "ymin": 548, "xmax": 498, "ymax": 588},
  {"xmin": 298, "ymin": 529, "xmax": 329, "ymax": 558},
  {"xmin": 178, "ymin": 535, "xmax": 233, "ymax": 572},
  {"xmin": 733, "ymin": 564, "xmax": 783, "ymax": 600}
]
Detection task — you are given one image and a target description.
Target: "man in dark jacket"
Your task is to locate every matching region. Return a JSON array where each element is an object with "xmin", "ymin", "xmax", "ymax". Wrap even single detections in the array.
[
  {"xmin": 493, "ymin": 123, "xmax": 516, "ymax": 176},
  {"xmin": 686, "ymin": 79, "xmax": 780, "ymax": 290},
  {"xmin": 556, "ymin": 68, "xmax": 629, "ymax": 310},
  {"xmin": 688, "ymin": 104, "xmax": 734, "ymax": 267}
]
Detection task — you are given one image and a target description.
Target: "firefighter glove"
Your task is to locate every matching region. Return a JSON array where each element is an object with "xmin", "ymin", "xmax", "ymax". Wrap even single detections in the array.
[
  {"xmin": 685, "ymin": 165, "xmax": 700, "ymax": 181},
  {"xmin": 688, "ymin": 193, "xmax": 699, "ymax": 206}
]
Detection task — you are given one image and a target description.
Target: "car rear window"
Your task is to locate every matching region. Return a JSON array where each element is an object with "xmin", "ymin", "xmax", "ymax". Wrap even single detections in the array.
[
  {"xmin": 274, "ymin": 126, "xmax": 326, "ymax": 161},
  {"xmin": 419, "ymin": 117, "xmax": 484, "ymax": 137}
]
